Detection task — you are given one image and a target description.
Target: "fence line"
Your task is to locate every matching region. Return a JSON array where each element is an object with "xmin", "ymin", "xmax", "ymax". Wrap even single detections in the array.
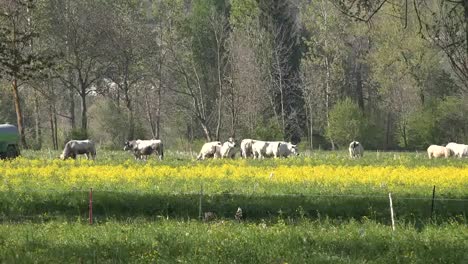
[{"xmin": 3, "ymin": 188, "xmax": 468, "ymax": 202}]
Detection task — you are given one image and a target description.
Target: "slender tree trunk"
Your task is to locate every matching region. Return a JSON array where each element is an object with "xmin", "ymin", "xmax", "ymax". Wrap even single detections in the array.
[
  {"xmin": 69, "ymin": 88, "xmax": 76, "ymax": 129},
  {"xmin": 356, "ymin": 63, "xmax": 364, "ymax": 110},
  {"xmin": 200, "ymin": 121, "xmax": 212, "ymax": 142},
  {"xmin": 80, "ymin": 90, "xmax": 87, "ymax": 132},
  {"xmin": 308, "ymin": 103, "xmax": 313, "ymax": 150},
  {"xmin": 53, "ymin": 104, "xmax": 58, "ymax": 149},
  {"xmin": 12, "ymin": 79, "xmax": 28, "ymax": 148},
  {"xmin": 156, "ymin": 78, "xmax": 162, "ymax": 139},
  {"xmin": 124, "ymin": 86, "xmax": 134, "ymax": 140},
  {"xmin": 145, "ymin": 92, "xmax": 156, "ymax": 138},
  {"xmin": 49, "ymin": 105, "xmax": 54, "ymax": 149},
  {"xmin": 322, "ymin": 4, "xmax": 334, "ymax": 150},
  {"xmin": 49, "ymin": 104, "xmax": 58, "ymax": 150},
  {"xmin": 465, "ymin": 0, "xmax": 467, "ymax": 56},
  {"xmin": 215, "ymin": 47, "xmax": 223, "ymax": 141},
  {"xmin": 34, "ymin": 91, "xmax": 42, "ymax": 149},
  {"xmin": 230, "ymin": 83, "xmax": 237, "ymax": 138},
  {"xmin": 385, "ymin": 113, "xmax": 391, "ymax": 150},
  {"xmin": 325, "ymin": 57, "xmax": 334, "ymax": 150},
  {"xmin": 275, "ymin": 50, "xmax": 286, "ymax": 139}
]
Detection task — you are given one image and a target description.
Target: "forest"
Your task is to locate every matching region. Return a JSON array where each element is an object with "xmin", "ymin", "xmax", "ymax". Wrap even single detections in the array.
[{"xmin": 1, "ymin": 0, "xmax": 467, "ymax": 151}]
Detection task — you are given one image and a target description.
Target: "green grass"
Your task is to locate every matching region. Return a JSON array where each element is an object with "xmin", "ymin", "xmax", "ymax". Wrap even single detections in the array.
[
  {"xmin": 1, "ymin": 150, "xmax": 467, "ymax": 262},
  {"xmin": 19, "ymin": 149, "xmax": 468, "ymax": 167},
  {"xmin": 0, "ymin": 219, "xmax": 467, "ymax": 263}
]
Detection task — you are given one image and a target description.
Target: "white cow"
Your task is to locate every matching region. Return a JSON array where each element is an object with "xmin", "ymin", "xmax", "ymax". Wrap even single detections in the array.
[
  {"xmin": 124, "ymin": 139, "xmax": 164, "ymax": 160},
  {"xmin": 220, "ymin": 140, "xmax": 236, "ymax": 159},
  {"xmin": 278, "ymin": 142, "xmax": 299, "ymax": 158},
  {"xmin": 252, "ymin": 141, "xmax": 281, "ymax": 159},
  {"xmin": 60, "ymin": 139, "xmax": 96, "ymax": 160},
  {"xmin": 197, "ymin": 141, "xmax": 222, "ymax": 160},
  {"xmin": 427, "ymin": 145, "xmax": 452, "ymax": 159},
  {"xmin": 349, "ymin": 141, "xmax": 364, "ymax": 158},
  {"xmin": 240, "ymin": 139, "xmax": 255, "ymax": 158},
  {"xmin": 446, "ymin": 142, "xmax": 468, "ymax": 158}
]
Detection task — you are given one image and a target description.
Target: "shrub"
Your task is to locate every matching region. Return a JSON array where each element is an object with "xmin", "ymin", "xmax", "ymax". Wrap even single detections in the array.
[{"xmin": 326, "ymin": 98, "xmax": 366, "ymax": 148}]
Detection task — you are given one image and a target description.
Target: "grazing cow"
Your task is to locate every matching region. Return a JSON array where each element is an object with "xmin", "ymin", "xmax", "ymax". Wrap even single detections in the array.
[
  {"xmin": 60, "ymin": 139, "xmax": 96, "ymax": 160},
  {"xmin": 240, "ymin": 139, "xmax": 255, "ymax": 158},
  {"xmin": 427, "ymin": 145, "xmax": 452, "ymax": 159},
  {"xmin": 220, "ymin": 138, "xmax": 236, "ymax": 159},
  {"xmin": 277, "ymin": 142, "xmax": 299, "ymax": 158},
  {"xmin": 124, "ymin": 139, "xmax": 164, "ymax": 160},
  {"xmin": 252, "ymin": 141, "xmax": 281, "ymax": 159},
  {"xmin": 197, "ymin": 141, "xmax": 222, "ymax": 160},
  {"xmin": 446, "ymin": 142, "xmax": 468, "ymax": 158},
  {"xmin": 349, "ymin": 141, "xmax": 364, "ymax": 158}
]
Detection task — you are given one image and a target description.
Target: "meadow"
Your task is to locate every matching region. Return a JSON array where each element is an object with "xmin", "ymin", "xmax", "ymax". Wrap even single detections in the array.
[{"xmin": 0, "ymin": 150, "xmax": 467, "ymax": 263}]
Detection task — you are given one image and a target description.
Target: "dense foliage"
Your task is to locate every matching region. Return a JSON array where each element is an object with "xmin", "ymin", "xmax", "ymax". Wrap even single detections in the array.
[{"xmin": 0, "ymin": 0, "xmax": 466, "ymax": 151}]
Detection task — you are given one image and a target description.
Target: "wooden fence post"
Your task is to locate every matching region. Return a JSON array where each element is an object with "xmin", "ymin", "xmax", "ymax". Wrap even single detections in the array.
[
  {"xmin": 430, "ymin": 185, "xmax": 436, "ymax": 219},
  {"xmin": 388, "ymin": 193, "xmax": 395, "ymax": 231},
  {"xmin": 198, "ymin": 184, "xmax": 203, "ymax": 220},
  {"xmin": 89, "ymin": 188, "xmax": 93, "ymax": 225}
]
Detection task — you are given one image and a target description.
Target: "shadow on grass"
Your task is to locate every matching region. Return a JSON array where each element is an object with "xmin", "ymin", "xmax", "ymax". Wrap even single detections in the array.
[{"xmin": 0, "ymin": 191, "xmax": 466, "ymax": 224}]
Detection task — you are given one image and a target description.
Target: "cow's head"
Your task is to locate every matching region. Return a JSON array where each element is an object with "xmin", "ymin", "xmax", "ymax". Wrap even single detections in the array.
[
  {"xmin": 228, "ymin": 137, "xmax": 236, "ymax": 147},
  {"xmin": 353, "ymin": 141, "xmax": 360, "ymax": 148},
  {"xmin": 289, "ymin": 143, "xmax": 299, "ymax": 156},
  {"xmin": 124, "ymin": 141, "xmax": 135, "ymax": 151}
]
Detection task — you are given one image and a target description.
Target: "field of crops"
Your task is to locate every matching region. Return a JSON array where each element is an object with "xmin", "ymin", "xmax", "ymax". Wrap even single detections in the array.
[{"xmin": 1, "ymin": 150, "xmax": 467, "ymax": 263}]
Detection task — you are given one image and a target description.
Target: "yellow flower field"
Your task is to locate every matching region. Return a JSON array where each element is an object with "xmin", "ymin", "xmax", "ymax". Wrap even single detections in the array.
[{"xmin": 1, "ymin": 157, "xmax": 468, "ymax": 196}]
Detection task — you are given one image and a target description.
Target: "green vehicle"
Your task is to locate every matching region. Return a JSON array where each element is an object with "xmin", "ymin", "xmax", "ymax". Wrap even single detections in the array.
[{"xmin": 0, "ymin": 124, "xmax": 21, "ymax": 159}]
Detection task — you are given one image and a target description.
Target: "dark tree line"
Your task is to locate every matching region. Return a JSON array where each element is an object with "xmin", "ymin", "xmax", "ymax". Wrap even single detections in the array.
[{"xmin": 1, "ymin": 0, "xmax": 467, "ymax": 151}]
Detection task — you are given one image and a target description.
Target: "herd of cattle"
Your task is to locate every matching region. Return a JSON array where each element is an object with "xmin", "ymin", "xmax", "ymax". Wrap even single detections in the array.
[
  {"xmin": 57, "ymin": 138, "xmax": 467, "ymax": 161},
  {"xmin": 196, "ymin": 138, "xmax": 299, "ymax": 160},
  {"xmin": 427, "ymin": 143, "xmax": 468, "ymax": 159}
]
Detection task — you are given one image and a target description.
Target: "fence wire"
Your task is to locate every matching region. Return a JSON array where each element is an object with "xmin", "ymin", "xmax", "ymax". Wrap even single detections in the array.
[{"xmin": 2, "ymin": 188, "xmax": 468, "ymax": 202}]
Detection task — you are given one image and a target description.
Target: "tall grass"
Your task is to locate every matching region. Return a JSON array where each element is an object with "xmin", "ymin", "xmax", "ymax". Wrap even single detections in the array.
[
  {"xmin": 19, "ymin": 149, "xmax": 468, "ymax": 167},
  {"xmin": 0, "ymin": 219, "xmax": 467, "ymax": 263}
]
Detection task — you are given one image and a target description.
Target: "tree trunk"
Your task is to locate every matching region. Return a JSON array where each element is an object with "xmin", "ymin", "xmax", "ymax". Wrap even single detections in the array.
[
  {"xmin": 308, "ymin": 103, "xmax": 313, "ymax": 150},
  {"xmin": 80, "ymin": 90, "xmax": 87, "ymax": 132},
  {"xmin": 156, "ymin": 79, "xmax": 162, "ymax": 139},
  {"xmin": 215, "ymin": 46, "xmax": 223, "ymax": 141},
  {"xmin": 325, "ymin": 57, "xmax": 334, "ymax": 150},
  {"xmin": 34, "ymin": 91, "xmax": 42, "ymax": 149},
  {"xmin": 12, "ymin": 79, "xmax": 28, "ymax": 148},
  {"xmin": 124, "ymin": 88, "xmax": 134, "ymax": 140},
  {"xmin": 200, "ymin": 121, "xmax": 212, "ymax": 142},
  {"xmin": 49, "ymin": 106, "xmax": 54, "ymax": 149},
  {"xmin": 356, "ymin": 63, "xmax": 365, "ymax": 111},
  {"xmin": 69, "ymin": 88, "xmax": 76, "ymax": 129},
  {"xmin": 53, "ymin": 104, "xmax": 58, "ymax": 149},
  {"xmin": 385, "ymin": 113, "xmax": 391, "ymax": 150},
  {"xmin": 49, "ymin": 104, "xmax": 58, "ymax": 150},
  {"xmin": 145, "ymin": 92, "xmax": 156, "ymax": 138},
  {"xmin": 465, "ymin": 0, "xmax": 467, "ymax": 56}
]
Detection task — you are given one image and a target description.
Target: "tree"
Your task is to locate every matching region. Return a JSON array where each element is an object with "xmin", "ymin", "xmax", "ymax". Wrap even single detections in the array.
[
  {"xmin": 258, "ymin": 0, "xmax": 304, "ymax": 143},
  {"xmin": 326, "ymin": 98, "xmax": 366, "ymax": 147},
  {"xmin": 103, "ymin": 2, "xmax": 148, "ymax": 140},
  {"xmin": 301, "ymin": 0, "xmax": 348, "ymax": 149},
  {"xmin": 0, "ymin": 0, "xmax": 53, "ymax": 148},
  {"xmin": 44, "ymin": 0, "xmax": 111, "ymax": 134},
  {"xmin": 334, "ymin": 0, "xmax": 468, "ymax": 90}
]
